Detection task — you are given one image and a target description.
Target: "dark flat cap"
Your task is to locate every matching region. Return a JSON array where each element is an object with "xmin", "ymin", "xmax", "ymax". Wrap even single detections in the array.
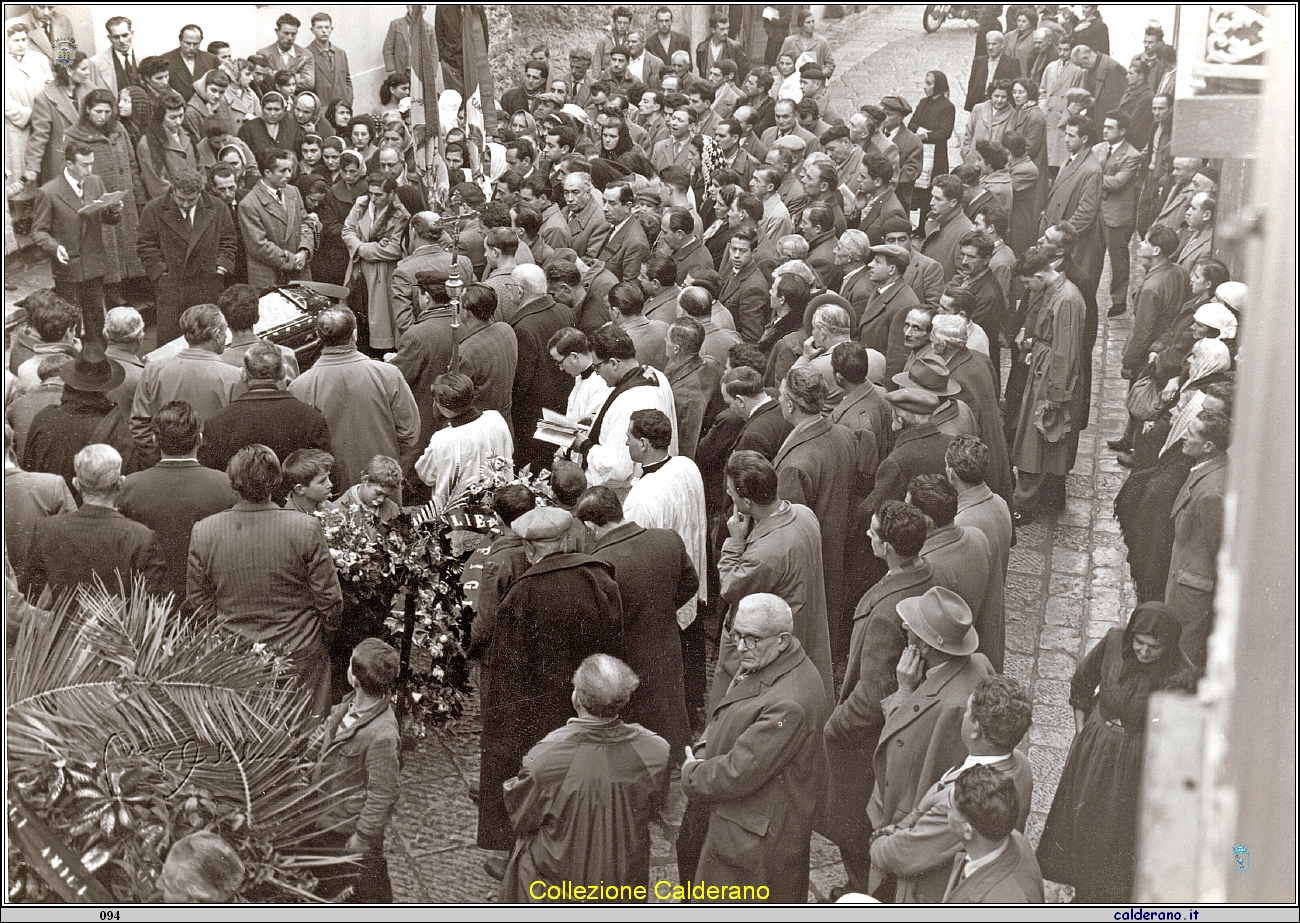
[{"xmin": 880, "ymin": 95, "xmax": 913, "ymax": 115}]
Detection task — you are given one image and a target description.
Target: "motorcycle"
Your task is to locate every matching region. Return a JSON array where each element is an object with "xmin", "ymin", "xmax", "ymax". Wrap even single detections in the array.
[{"xmin": 923, "ymin": 4, "xmax": 995, "ymax": 34}]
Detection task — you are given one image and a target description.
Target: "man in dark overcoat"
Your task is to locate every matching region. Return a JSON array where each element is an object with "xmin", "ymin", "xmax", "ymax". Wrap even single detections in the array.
[
  {"xmin": 31, "ymin": 140, "xmax": 124, "ymax": 347},
  {"xmin": 678, "ymin": 593, "xmax": 829, "ymax": 903},
  {"xmin": 477, "ymin": 506, "xmax": 624, "ymax": 857},
  {"xmin": 137, "ymin": 169, "xmax": 237, "ymax": 347},
  {"xmin": 823, "ymin": 500, "xmax": 937, "ymax": 897},
  {"xmin": 508, "ymin": 265, "xmax": 576, "ymax": 473},
  {"xmin": 774, "ymin": 367, "xmax": 858, "ymax": 669},
  {"xmin": 578, "ymin": 487, "xmax": 698, "ymax": 760}
]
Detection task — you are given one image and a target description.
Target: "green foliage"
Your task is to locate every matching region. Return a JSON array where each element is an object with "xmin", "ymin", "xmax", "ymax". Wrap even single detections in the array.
[{"xmin": 7, "ymin": 583, "xmax": 353, "ymax": 903}]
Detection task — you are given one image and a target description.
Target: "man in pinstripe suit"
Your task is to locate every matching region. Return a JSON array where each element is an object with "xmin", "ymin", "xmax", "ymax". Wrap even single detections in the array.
[{"xmin": 188, "ymin": 444, "xmax": 342, "ymax": 716}]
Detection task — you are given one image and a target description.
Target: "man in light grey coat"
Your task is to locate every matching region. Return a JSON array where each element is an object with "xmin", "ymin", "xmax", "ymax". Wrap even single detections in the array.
[{"xmin": 289, "ymin": 306, "xmax": 419, "ymax": 489}]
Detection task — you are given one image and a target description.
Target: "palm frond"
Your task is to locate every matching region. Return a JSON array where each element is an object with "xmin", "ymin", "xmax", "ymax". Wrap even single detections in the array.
[{"xmin": 7, "ymin": 582, "xmax": 363, "ymax": 902}]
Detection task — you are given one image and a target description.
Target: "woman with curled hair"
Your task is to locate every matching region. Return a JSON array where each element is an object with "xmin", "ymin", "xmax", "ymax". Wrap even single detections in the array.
[
  {"xmin": 703, "ymin": 183, "xmax": 742, "ymax": 269},
  {"xmin": 22, "ymin": 49, "xmax": 93, "ymax": 188},
  {"xmin": 342, "ymin": 173, "xmax": 411, "ymax": 353},
  {"xmin": 377, "ymin": 72, "xmax": 410, "ymax": 112},
  {"xmin": 324, "ymin": 98, "xmax": 353, "ymax": 137},
  {"xmin": 346, "ymin": 114, "xmax": 380, "ymax": 173},
  {"xmin": 962, "ymin": 79, "xmax": 1015, "ymax": 165},
  {"xmin": 1036, "ymin": 602, "xmax": 1196, "ymax": 903},
  {"xmin": 64, "ymin": 89, "xmax": 145, "ymax": 296},
  {"xmin": 1007, "ymin": 77, "xmax": 1048, "ymax": 213}
]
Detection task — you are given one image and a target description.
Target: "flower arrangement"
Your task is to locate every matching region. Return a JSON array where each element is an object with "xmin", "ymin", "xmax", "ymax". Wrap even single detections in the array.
[{"xmin": 316, "ymin": 456, "xmax": 554, "ymax": 737}]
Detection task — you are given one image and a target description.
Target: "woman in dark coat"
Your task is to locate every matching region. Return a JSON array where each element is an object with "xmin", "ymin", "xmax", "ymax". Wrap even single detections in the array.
[
  {"xmin": 296, "ymin": 173, "xmax": 348, "ymax": 288},
  {"xmin": 64, "ymin": 90, "xmax": 145, "ymax": 297},
  {"xmin": 1037, "ymin": 603, "xmax": 1196, "ymax": 902},
  {"xmin": 1009, "ymin": 77, "xmax": 1049, "ymax": 216},
  {"xmin": 118, "ymin": 85, "xmax": 152, "ymax": 149},
  {"xmin": 909, "ymin": 69, "xmax": 956, "ymax": 231},
  {"xmin": 331, "ymin": 150, "xmax": 368, "ymax": 208},
  {"xmin": 703, "ymin": 183, "xmax": 742, "ymax": 270},
  {"xmin": 477, "ymin": 536, "xmax": 624, "ymax": 852},
  {"xmin": 238, "ymin": 91, "xmax": 301, "ymax": 162}
]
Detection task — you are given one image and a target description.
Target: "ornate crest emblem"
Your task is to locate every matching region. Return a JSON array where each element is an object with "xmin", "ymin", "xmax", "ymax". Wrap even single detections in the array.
[
  {"xmin": 54, "ymin": 37, "xmax": 77, "ymax": 66},
  {"xmin": 1232, "ymin": 843, "xmax": 1250, "ymax": 872}
]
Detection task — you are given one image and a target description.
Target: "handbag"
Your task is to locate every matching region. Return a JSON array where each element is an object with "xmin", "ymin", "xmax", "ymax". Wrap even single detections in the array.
[{"xmin": 1126, "ymin": 372, "xmax": 1168, "ymax": 421}]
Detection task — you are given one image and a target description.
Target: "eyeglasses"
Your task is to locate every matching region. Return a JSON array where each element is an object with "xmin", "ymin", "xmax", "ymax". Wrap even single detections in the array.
[{"xmin": 733, "ymin": 631, "xmax": 776, "ymax": 649}]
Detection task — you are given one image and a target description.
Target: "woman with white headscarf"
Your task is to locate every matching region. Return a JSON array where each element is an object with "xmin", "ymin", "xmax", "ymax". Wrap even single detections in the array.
[
  {"xmin": 1115, "ymin": 336, "xmax": 1232, "ymax": 604},
  {"xmin": 1157, "ymin": 336, "xmax": 1232, "ymax": 459}
]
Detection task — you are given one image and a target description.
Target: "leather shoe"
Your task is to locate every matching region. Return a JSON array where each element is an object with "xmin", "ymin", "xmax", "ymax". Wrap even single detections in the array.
[
  {"xmin": 1108, "ymin": 304, "xmax": 1126, "ymax": 317},
  {"xmin": 1012, "ymin": 509, "xmax": 1036, "ymax": 526},
  {"xmin": 1117, "ymin": 451, "xmax": 1135, "ymax": 467},
  {"xmin": 483, "ymin": 853, "xmax": 507, "ymax": 880},
  {"xmin": 1106, "ymin": 438, "xmax": 1130, "ymax": 451}
]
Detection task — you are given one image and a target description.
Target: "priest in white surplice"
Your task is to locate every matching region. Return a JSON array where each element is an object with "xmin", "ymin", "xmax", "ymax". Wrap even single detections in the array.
[
  {"xmin": 415, "ymin": 373, "xmax": 513, "ymax": 511},
  {"xmin": 567, "ymin": 325, "xmax": 677, "ymax": 493},
  {"xmin": 623, "ymin": 407, "xmax": 710, "ymax": 723}
]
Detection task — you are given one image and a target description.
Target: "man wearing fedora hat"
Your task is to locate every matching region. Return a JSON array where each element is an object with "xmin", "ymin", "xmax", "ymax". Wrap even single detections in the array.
[
  {"xmin": 477, "ymin": 504, "xmax": 623, "ymax": 873},
  {"xmin": 907, "ymin": 474, "xmax": 1001, "ymax": 672},
  {"xmin": 869, "ymin": 586, "xmax": 995, "ymax": 839},
  {"xmin": 895, "ymin": 353, "xmax": 979, "ymax": 441},
  {"xmin": 23, "ymin": 342, "xmax": 133, "ymax": 497}
]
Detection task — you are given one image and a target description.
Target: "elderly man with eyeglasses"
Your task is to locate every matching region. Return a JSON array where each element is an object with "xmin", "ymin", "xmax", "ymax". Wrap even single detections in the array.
[{"xmin": 678, "ymin": 592, "xmax": 830, "ymax": 904}]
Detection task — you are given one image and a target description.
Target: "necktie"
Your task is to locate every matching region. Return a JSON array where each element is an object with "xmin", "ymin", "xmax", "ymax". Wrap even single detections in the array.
[{"xmin": 43, "ymin": 21, "xmax": 53, "ymax": 46}]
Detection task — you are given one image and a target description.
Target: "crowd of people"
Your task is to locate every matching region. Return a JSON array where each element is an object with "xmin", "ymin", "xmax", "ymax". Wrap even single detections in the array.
[{"xmin": 5, "ymin": 3, "xmax": 1243, "ymax": 906}]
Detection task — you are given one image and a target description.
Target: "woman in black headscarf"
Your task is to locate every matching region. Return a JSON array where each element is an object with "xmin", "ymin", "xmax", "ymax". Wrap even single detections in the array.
[
  {"xmin": 909, "ymin": 69, "xmax": 956, "ymax": 231},
  {"xmin": 295, "ymin": 173, "xmax": 347, "ymax": 288},
  {"xmin": 1037, "ymin": 602, "xmax": 1197, "ymax": 903}
]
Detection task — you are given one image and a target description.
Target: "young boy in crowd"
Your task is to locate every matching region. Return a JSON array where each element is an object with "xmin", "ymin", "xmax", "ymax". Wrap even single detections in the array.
[
  {"xmin": 316, "ymin": 638, "xmax": 402, "ymax": 903},
  {"xmin": 329, "ymin": 455, "xmax": 402, "ymax": 534},
  {"xmin": 282, "ymin": 448, "xmax": 336, "ymax": 514}
]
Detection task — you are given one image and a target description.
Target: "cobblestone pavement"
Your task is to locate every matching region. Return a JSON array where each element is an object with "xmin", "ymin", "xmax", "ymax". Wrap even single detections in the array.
[
  {"xmin": 383, "ymin": 5, "xmax": 1157, "ymax": 904},
  {"xmin": 0, "ymin": 5, "xmax": 1153, "ymax": 904}
]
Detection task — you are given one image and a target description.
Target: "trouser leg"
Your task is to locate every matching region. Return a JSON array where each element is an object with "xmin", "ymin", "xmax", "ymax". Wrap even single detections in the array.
[{"xmin": 1104, "ymin": 223, "xmax": 1134, "ymax": 310}]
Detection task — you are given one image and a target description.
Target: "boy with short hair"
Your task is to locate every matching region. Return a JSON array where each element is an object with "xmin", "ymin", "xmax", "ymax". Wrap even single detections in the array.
[
  {"xmin": 316, "ymin": 637, "xmax": 402, "ymax": 903},
  {"xmin": 329, "ymin": 454, "xmax": 402, "ymax": 533},
  {"xmin": 282, "ymin": 448, "xmax": 336, "ymax": 514}
]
